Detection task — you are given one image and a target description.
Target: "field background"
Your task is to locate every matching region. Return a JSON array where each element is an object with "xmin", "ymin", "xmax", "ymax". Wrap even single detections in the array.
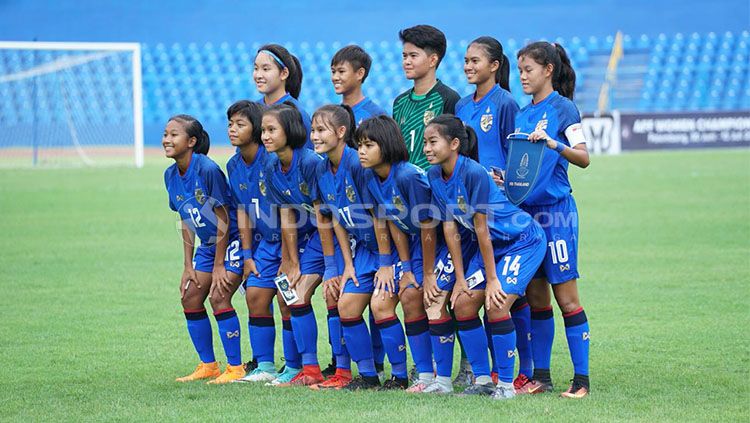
[{"xmin": 1, "ymin": 148, "xmax": 748, "ymax": 421}]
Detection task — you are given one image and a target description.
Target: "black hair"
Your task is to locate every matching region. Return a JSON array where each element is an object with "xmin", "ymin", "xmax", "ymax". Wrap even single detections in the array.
[
  {"xmin": 262, "ymin": 101, "xmax": 307, "ymax": 149},
  {"xmin": 398, "ymin": 25, "xmax": 447, "ymax": 68},
  {"xmin": 355, "ymin": 115, "xmax": 409, "ymax": 165},
  {"xmin": 312, "ymin": 104, "xmax": 357, "ymax": 148},
  {"xmin": 226, "ymin": 100, "xmax": 265, "ymax": 144},
  {"xmin": 469, "ymin": 36, "xmax": 511, "ymax": 92},
  {"xmin": 517, "ymin": 41, "xmax": 576, "ymax": 100},
  {"xmin": 257, "ymin": 44, "xmax": 304, "ymax": 99},
  {"xmin": 331, "ymin": 45, "xmax": 373, "ymax": 83},
  {"xmin": 168, "ymin": 114, "xmax": 210, "ymax": 155},
  {"xmin": 427, "ymin": 114, "xmax": 478, "ymax": 161}
]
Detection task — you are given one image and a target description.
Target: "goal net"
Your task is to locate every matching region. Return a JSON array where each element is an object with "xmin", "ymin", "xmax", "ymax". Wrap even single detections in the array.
[{"xmin": 0, "ymin": 41, "xmax": 143, "ymax": 167}]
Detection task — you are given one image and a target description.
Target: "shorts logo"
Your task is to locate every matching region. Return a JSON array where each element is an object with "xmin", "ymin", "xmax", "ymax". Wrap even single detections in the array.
[
  {"xmin": 345, "ymin": 184, "xmax": 356, "ymax": 203},
  {"xmin": 340, "ymin": 337, "xmax": 346, "ymax": 345},
  {"xmin": 516, "ymin": 153, "xmax": 530, "ymax": 179},
  {"xmin": 392, "ymin": 195, "xmax": 405, "ymax": 212},
  {"xmin": 480, "ymin": 107, "xmax": 493, "ymax": 132},
  {"xmin": 299, "ymin": 181, "xmax": 310, "ymax": 197},
  {"xmin": 239, "ymin": 183, "xmax": 247, "ymax": 191},
  {"xmin": 507, "ymin": 350, "xmax": 516, "ymax": 358},
  {"xmin": 398, "ymin": 344, "xmax": 406, "ymax": 352},
  {"xmin": 506, "ymin": 276, "xmax": 518, "ymax": 285},
  {"xmin": 559, "ymin": 263, "xmax": 570, "ymax": 272},
  {"xmin": 457, "ymin": 195, "xmax": 467, "ymax": 213},
  {"xmin": 535, "ymin": 112, "xmax": 548, "ymax": 132},
  {"xmin": 176, "ymin": 194, "xmax": 184, "ymax": 202},
  {"xmin": 259, "ymin": 180, "xmax": 267, "ymax": 196},
  {"xmin": 226, "ymin": 330, "xmax": 240, "ymax": 339},
  {"xmin": 194, "ymin": 187, "xmax": 205, "ymax": 205},
  {"xmin": 327, "ymin": 193, "xmax": 335, "ymax": 201},
  {"xmin": 582, "ymin": 332, "xmax": 590, "ymax": 341},
  {"xmin": 423, "ymin": 104, "xmax": 436, "ymax": 126},
  {"xmin": 527, "ymin": 333, "xmax": 532, "ymax": 341},
  {"xmin": 439, "ymin": 335, "xmax": 455, "ymax": 344}
]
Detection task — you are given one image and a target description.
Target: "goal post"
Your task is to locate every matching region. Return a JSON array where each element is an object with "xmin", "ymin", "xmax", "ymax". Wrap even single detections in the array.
[{"xmin": 0, "ymin": 41, "xmax": 144, "ymax": 168}]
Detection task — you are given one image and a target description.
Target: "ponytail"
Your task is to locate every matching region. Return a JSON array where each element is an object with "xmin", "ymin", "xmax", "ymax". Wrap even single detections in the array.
[
  {"xmin": 428, "ymin": 114, "xmax": 478, "ymax": 161},
  {"xmin": 517, "ymin": 41, "xmax": 577, "ymax": 100},
  {"xmin": 169, "ymin": 114, "xmax": 210, "ymax": 155},
  {"xmin": 257, "ymin": 44, "xmax": 304, "ymax": 99},
  {"xmin": 470, "ymin": 36, "xmax": 511, "ymax": 92},
  {"xmin": 497, "ymin": 53, "xmax": 510, "ymax": 92},
  {"xmin": 312, "ymin": 104, "xmax": 357, "ymax": 148}
]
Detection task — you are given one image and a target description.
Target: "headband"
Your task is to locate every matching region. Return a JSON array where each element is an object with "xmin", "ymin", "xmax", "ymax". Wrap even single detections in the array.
[{"xmin": 257, "ymin": 49, "xmax": 286, "ymax": 68}]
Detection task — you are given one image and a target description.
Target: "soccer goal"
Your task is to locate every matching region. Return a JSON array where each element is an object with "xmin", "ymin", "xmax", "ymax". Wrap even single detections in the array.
[{"xmin": 0, "ymin": 41, "xmax": 143, "ymax": 168}]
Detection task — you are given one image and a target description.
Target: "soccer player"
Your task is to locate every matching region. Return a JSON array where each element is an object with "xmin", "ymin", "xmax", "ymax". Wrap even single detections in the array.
[
  {"xmin": 223, "ymin": 100, "xmax": 298, "ymax": 383},
  {"xmin": 393, "ymin": 25, "xmax": 461, "ymax": 170},
  {"xmin": 261, "ymin": 103, "xmax": 328, "ymax": 386},
  {"xmin": 163, "ymin": 114, "xmax": 246, "ymax": 384},
  {"xmin": 455, "ymin": 36, "xmax": 532, "ymax": 389},
  {"xmin": 331, "ymin": 45, "xmax": 387, "ymax": 125},
  {"xmin": 312, "ymin": 104, "xmax": 395, "ymax": 390},
  {"xmin": 254, "ymin": 44, "xmax": 313, "ymax": 149},
  {"xmin": 424, "ymin": 114, "xmax": 547, "ymax": 400},
  {"xmin": 513, "ymin": 42, "xmax": 591, "ymax": 398}
]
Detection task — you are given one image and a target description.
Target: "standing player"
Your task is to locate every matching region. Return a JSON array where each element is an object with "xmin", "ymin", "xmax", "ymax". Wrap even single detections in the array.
[
  {"xmin": 393, "ymin": 25, "xmax": 461, "ymax": 170},
  {"xmin": 514, "ymin": 42, "xmax": 591, "ymax": 398},
  {"xmin": 163, "ymin": 115, "xmax": 246, "ymax": 384},
  {"xmin": 331, "ymin": 45, "xmax": 388, "ymax": 125},
  {"xmin": 254, "ymin": 44, "xmax": 313, "ymax": 149},
  {"xmin": 455, "ymin": 36, "xmax": 532, "ymax": 389},
  {"xmin": 312, "ymin": 104, "xmax": 395, "ymax": 390},
  {"xmin": 261, "ymin": 103, "xmax": 329, "ymax": 386},
  {"xmin": 424, "ymin": 114, "xmax": 546, "ymax": 399},
  {"xmin": 224, "ymin": 100, "xmax": 299, "ymax": 383}
]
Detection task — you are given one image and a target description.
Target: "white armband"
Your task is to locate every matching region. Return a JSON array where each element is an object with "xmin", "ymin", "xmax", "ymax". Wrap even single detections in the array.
[{"xmin": 564, "ymin": 123, "xmax": 586, "ymax": 147}]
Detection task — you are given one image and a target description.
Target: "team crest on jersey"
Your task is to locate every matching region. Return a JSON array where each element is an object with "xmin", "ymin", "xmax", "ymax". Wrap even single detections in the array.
[
  {"xmin": 194, "ymin": 187, "xmax": 205, "ymax": 205},
  {"xmin": 423, "ymin": 106, "xmax": 436, "ymax": 126},
  {"xmin": 239, "ymin": 183, "xmax": 247, "ymax": 191},
  {"xmin": 506, "ymin": 276, "xmax": 518, "ymax": 285},
  {"xmin": 345, "ymin": 184, "xmax": 356, "ymax": 202},
  {"xmin": 299, "ymin": 181, "xmax": 310, "ymax": 197},
  {"xmin": 258, "ymin": 180, "xmax": 267, "ymax": 196},
  {"xmin": 535, "ymin": 112, "xmax": 548, "ymax": 132},
  {"xmin": 480, "ymin": 107, "xmax": 493, "ymax": 132},
  {"xmin": 457, "ymin": 195, "xmax": 467, "ymax": 213},
  {"xmin": 392, "ymin": 195, "xmax": 405, "ymax": 212}
]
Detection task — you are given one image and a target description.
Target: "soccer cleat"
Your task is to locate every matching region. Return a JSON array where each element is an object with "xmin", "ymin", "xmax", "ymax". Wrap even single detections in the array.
[
  {"xmin": 344, "ymin": 375, "xmax": 381, "ymax": 391},
  {"xmin": 408, "ymin": 367, "xmax": 419, "ymax": 385},
  {"xmin": 492, "ymin": 384, "xmax": 516, "ymax": 400},
  {"xmin": 491, "ymin": 372, "xmax": 499, "ymax": 385},
  {"xmin": 207, "ymin": 364, "xmax": 246, "ymax": 384},
  {"xmin": 561, "ymin": 377, "xmax": 590, "ymax": 399},
  {"xmin": 175, "ymin": 362, "xmax": 221, "ymax": 382},
  {"xmin": 266, "ymin": 366, "xmax": 301, "ymax": 386},
  {"xmin": 462, "ymin": 382, "xmax": 496, "ymax": 396},
  {"xmin": 321, "ymin": 361, "xmax": 337, "ymax": 378},
  {"xmin": 453, "ymin": 361, "xmax": 475, "ymax": 387},
  {"xmin": 237, "ymin": 367, "xmax": 278, "ymax": 383},
  {"xmin": 422, "ymin": 381, "xmax": 453, "ymax": 394},
  {"xmin": 379, "ymin": 376, "xmax": 408, "ymax": 391},
  {"xmin": 513, "ymin": 373, "xmax": 531, "ymax": 391},
  {"xmin": 515, "ymin": 378, "xmax": 553, "ymax": 395},
  {"xmin": 276, "ymin": 365, "xmax": 325, "ymax": 387},
  {"xmin": 244, "ymin": 358, "xmax": 258, "ymax": 373},
  {"xmin": 405, "ymin": 381, "xmax": 429, "ymax": 393},
  {"xmin": 309, "ymin": 369, "xmax": 353, "ymax": 390}
]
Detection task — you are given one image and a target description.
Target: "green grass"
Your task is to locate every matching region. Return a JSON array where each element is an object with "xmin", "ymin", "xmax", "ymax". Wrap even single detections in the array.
[{"xmin": 1, "ymin": 149, "xmax": 748, "ymax": 421}]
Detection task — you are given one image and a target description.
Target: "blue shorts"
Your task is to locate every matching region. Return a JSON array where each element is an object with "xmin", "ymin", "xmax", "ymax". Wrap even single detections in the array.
[
  {"xmin": 193, "ymin": 238, "xmax": 243, "ymax": 276},
  {"xmin": 298, "ymin": 230, "xmax": 326, "ymax": 276},
  {"xmin": 337, "ymin": 238, "xmax": 378, "ymax": 295},
  {"xmin": 522, "ymin": 195, "xmax": 580, "ymax": 284},
  {"xmin": 464, "ymin": 222, "xmax": 547, "ymax": 296},
  {"xmin": 245, "ymin": 238, "xmax": 282, "ymax": 290}
]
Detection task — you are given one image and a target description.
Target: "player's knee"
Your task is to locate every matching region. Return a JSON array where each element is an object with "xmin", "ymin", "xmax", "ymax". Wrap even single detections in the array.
[
  {"xmin": 369, "ymin": 297, "xmax": 396, "ymax": 320},
  {"xmin": 452, "ymin": 296, "xmax": 480, "ymax": 319},
  {"xmin": 425, "ymin": 302, "xmax": 448, "ymax": 321},
  {"xmin": 337, "ymin": 297, "xmax": 364, "ymax": 320},
  {"xmin": 208, "ymin": 297, "xmax": 231, "ymax": 312},
  {"xmin": 556, "ymin": 297, "xmax": 581, "ymax": 314},
  {"xmin": 400, "ymin": 289, "xmax": 425, "ymax": 319}
]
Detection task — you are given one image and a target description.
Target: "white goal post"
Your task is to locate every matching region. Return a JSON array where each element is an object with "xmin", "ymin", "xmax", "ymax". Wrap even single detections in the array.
[{"xmin": 0, "ymin": 41, "xmax": 143, "ymax": 167}]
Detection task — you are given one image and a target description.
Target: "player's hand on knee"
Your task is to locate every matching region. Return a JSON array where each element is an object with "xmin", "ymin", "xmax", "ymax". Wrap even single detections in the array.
[
  {"xmin": 243, "ymin": 258, "xmax": 259, "ymax": 281},
  {"xmin": 210, "ymin": 267, "xmax": 230, "ymax": 299},
  {"xmin": 450, "ymin": 278, "xmax": 472, "ymax": 308}
]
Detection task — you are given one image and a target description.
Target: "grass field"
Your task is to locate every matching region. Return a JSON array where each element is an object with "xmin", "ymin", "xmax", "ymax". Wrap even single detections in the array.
[{"xmin": 1, "ymin": 148, "xmax": 748, "ymax": 421}]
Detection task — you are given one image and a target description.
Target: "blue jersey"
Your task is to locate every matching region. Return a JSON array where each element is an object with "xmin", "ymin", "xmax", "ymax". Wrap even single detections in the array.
[
  {"xmin": 264, "ymin": 147, "xmax": 322, "ymax": 237},
  {"xmin": 164, "ymin": 153, "xmax": 238, "ymax": 246},
  {"xmin": 365, "ymin": 161, "xmax": 431, "ymax": 236},
  {"xmin": 315, "ymin": 146, "xmax": 379, "ymax": 253},
  {"xmin": 226, "ymin": 146, "xmax": 280, "ymax": 242},
  {"xmin": 261, "ymin": 92, "xmax": 313, "ymax": 150},
  {"xmin": 455, "ymin": 84, "xmax": 519, "ymax": 171},
  {"xmin": 428, "ymin": 154, "xmax": 533, "ymax": 244},
  {"xmin": 351, "ymin": 97, "xmax": 387, "ymax": 126},
  {"xmin": 514, "ymin": 90, "xmax": 581, "ymax": 206}
]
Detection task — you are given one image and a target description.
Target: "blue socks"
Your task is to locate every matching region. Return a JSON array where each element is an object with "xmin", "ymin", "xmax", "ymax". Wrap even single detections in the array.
[
  {"xmin": 290, "ymin": 303, "xmax": 319, "ymax": 366},
  {"xmin": 511, "ymin": 296, "xmax": 533, "ymax": 377},
  {"xmin": 488, "ymin": 316, "xmax": 517, "ymax": 384},
  {"xmin": 370, "ymin": 311, "xmax": 385, "ymax": 368},
  {"xmin": 214, "ymin": 308, "xmax": 242, "ymax": 366},
  {"xmin": 248, "ymin": 314, "xmax": 275, "ymax": 364},
  {"xmin": 327, "ymin": 306, "xmax": 351, "ymax": 370},
  {"xmin": 184, "ymin": 308, "xmax": 215, "ymax": 363},
  {"xmin": 429, "ymin": 317, "xmax": 455, "ymax": 378},
  {"xmin": 563, "ymin": 307, "xmax": 590, "ymax": 376},
  {"xmin": 376, "ymin": 316, "xmax": 407, "ymax": 379},
  {"xmin": 341, "ymin": 317, "xmax": 376, "ymax": 377},
  {"xmin": 405, "ymin": 316, "xmax": 433, "ymax": 375},
  {"xmin": 530, "ymin": 306, "xmax": 554, "ymax": 375},
  {"xmin": 456, "ymin": 316, "xmax": 490, "ymax": 378},
  {"xmin": 282, "ymin": 317, "xmax": 301, "ymax": 369},
  {"xmin": 483, "ymin": 313, "xmax": 498, "ymax": 375}
]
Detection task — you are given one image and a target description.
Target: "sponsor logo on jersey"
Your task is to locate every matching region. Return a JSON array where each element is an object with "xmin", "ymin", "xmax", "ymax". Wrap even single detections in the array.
[
  {"xmin": 194, "ymin": 187, "xmax": 205, "ymax": 205},
  {"xmin": 439, "ymin": 334, "xmax": 455, "ymax": 344},
  {"xmin": 299, "ymin": 181, "xmax": 310, "ymax": 197},
  {"xmin": 457, "ymin": 195, "xmax": 467, "ymax": 213},
  {"xmin": 506, "ymin": 276, "xmax": 518, "ymax": 285},
  {"xmin": 226, "ymin": 330, "xmax": 240, "ymax": 339},
  {"xmin": 516, "ymin": 153, "xmax": 530, "ymax": 178},
  {"xmin": 423, "ymin": 103, "xmax": 436, "ymax": 126},
  {"xmin": 345, "ymin": 184, "xmax": 356, "ymax": 202},
  {"xmin": 535, "ymin": 112, "xmax": 548, "ymax": 132},
  {"xmin": 392, "ymin": 195, "xmax": 405, "ymax": 212},
  {"xmin": 239, "ymin": 183, "xmax": 247, "ymax": 191},
  {"xmin": 480, "ymin": 107, "xmax": 493, "ymax": 132},
  {"xmin": 259, "ymin": 180, "xmax": 267, "ymax": 196}
]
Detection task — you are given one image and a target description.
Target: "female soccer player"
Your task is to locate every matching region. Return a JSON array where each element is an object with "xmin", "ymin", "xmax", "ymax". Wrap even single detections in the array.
[
  {"xmin": 163, "ymin": 114, "xmax": 245, "ymax": 384},
  {"xmin": 424, "ymin": 114, "xmax": 547, "ymax": 400},
  {"xmin": 455, "ymin": 36, "xmax": 532, "ymax": 389},
  {"xmin": 254, "ymin": 44, "xmax": 313, "ymax": 148},
  {"xmin": 223, "ymin": 100, "xmax": 299, "ymax": 383},
  {"xmin": 260, "ymin": 103, "xmax": 328, "ymax": 386},
  {"xmin": 514, "ymin": 42, "xmax": 591, "ymax": 399},
  {"xmin": 312, "ymin": 104, "xmax": 396, "ymax": 390}
]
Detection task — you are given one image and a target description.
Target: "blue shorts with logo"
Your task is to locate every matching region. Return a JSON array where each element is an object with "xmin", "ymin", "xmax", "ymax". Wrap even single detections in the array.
[
  {"xmin": 193, "ymin": 238, "xmax": 243, "ymax": 276},
  {"xmin": 521, "ymin": 195, "xmax": 580, "ymax": 284},
  {"xmin": 336, "ymin": 237, "xmax": 382, "ymax": 295},
  {"xmin": 464, "ymin": 222, "xmax": 547, "ymax": 296}
]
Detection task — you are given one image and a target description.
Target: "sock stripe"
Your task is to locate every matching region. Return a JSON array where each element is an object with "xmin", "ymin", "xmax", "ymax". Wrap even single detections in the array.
[
  {"xmin": 429, "ymin": 319, "xmax": 454, "ymax": 335},
  {"xmin": 184, "ymin": 309, "xmax": 208, "ymax": 320},
  {"xmin": 455, "ymin": 316, "xmax": 482, "ymax": 331},
  {"xmin": 562, "ymin": 306, "xmax": 584, "ymax": 318},
  {"xmin": 213, "ymin": 307, "xmax": 235, "ymax": 315},
  {"xmin": 341, "ymin": 316, "xmax": 364, "ymax": 327},
  {"xmin": 282, "ymin": 317, "xmax": 292, "ymax": 330},
  {"xmin": 248, "ymin": 315, "xmax": 274, "ymax": 327},
  {"xmin": 375, "ymin": 316, "xmax": 399, "ymax": 329},
  {"xmin": 488, "ymin": 318, "xmax": 515, "ymax": 335},
  {"xmin": 511, "ymin": 296, "xmax": 529, "ymax": 312},
  {"xmin": 531, "ymin": 307, "xmax": 554, "ymax": 320},
  {"xmin": 213, "ymin": 308, "xmax": 237, "ymax": 321},
  {"xmin": 327, "ymin": 307, "xmax": 340, "ymax": 318},
  {"xmin": 405, "ymin": 317, "xmax": 429, "ymax": 336},
  {"xmin": 563, "ymin": 308, "xmax": 587, "ymax": 327},
  {"xmin": 289, "ymin": 303, "xmax": 313, "ymax": 316}
]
